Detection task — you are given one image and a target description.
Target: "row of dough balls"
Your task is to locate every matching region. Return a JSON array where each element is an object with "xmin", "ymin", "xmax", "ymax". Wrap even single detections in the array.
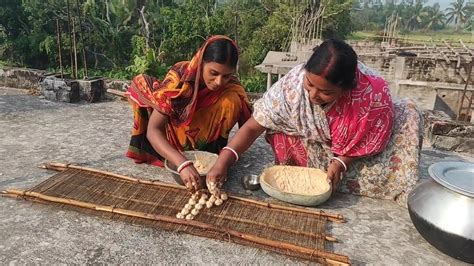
[{"xmin": 176, "ymin": 191, "xmax": 228, "ymax": 220}]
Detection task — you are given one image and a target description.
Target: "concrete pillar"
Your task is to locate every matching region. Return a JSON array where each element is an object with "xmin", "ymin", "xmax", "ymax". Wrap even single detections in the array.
[
  {"xmin": 394, "ymin": 56, "xmax": 406, "ymax": 81},
  {"xmin": 267, "ymin": 73, "xmax": 272, "ymax": 90},
  {"xmin": 278, "ymin": 73, "xmax": 282, "ymax": 80}
]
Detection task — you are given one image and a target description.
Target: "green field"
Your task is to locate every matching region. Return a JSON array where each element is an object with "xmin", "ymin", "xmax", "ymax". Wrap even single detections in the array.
[{"xmin": 349, "ymin": 31, "xmax": 474, "ymax": 45}]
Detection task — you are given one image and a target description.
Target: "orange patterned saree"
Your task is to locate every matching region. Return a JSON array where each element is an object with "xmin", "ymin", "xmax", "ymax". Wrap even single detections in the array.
[{"xmin": 125, "ymin": 36, "xmax": 251, "ymax": 166}]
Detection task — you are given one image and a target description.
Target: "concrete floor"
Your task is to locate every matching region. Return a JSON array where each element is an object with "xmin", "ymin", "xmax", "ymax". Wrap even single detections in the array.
[{"xmin": 0, "ymin": 87, "xmax": 472, "ymax": 265}]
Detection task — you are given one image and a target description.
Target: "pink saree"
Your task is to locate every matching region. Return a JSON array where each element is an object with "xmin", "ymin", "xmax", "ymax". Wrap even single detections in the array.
[{"xmin": 253, "ymin": 63, "xmax": 422, "ymax": 205}]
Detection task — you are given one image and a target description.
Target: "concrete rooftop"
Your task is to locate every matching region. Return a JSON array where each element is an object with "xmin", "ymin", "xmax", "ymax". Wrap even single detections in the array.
[{"xmin": 0, "ymin": 87, "xmax": 472, "ymax": 265}]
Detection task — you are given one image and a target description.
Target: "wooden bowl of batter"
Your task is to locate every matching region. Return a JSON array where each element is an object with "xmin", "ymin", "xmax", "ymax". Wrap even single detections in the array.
[{"xmin": 259, "ymin": 165, "xmax": 331, "ymax": 206}]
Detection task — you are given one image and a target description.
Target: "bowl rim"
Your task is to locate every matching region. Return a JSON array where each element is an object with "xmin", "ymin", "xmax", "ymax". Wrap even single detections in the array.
[
  {"xmin": 164, "ymin": 150, "xmax": 218, "ymax": 176},
  {"xmin": 259, "ymin": 165, "xmax": 332, "ymax": 202},
  {"xmin": 164, "ymin": 159, "xmax": 180, "ymax": 175}
]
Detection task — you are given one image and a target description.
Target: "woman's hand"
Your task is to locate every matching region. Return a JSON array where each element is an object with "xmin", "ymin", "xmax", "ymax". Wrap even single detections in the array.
[
  {"xmin": 206, "ymin": 162, "xmax": 228, "ymax": 190},
  {"xmin": 327, "ymin": 160, "xmax": 345, "ymax": 194},
  {"xmin": 146, "ymin": 111, "xmax": 203, "ymax": 192},
  {"xmin": 179, "ymin": 165, "xmax": 201, "ymax": 192}
]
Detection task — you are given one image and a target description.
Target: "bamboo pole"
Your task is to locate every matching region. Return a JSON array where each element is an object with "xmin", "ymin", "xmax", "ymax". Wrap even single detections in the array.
[
  {"xmin": 40, "ymin": 162, "xmax": 345, "ymax": 222},
  {"xmin": 56, "ymin": 19, "xmax": 64, "ymax": 78},
  {"xmin": 229, "ymin": 197, "xmax": 345, "ymax": 223},
  {"xmin": 106, "ymin": 88, "xmax": 126, "ymax": 98},
  {"xmin": 39, "ymin": 163, "xmax": 185, "ymax": 189},
  {"xmin": 72, "ymin": 18, "xmax": 78, "ymax": 79},
  {"xmin": 459, "ymin": 40, "xmax": 474, "ymax": 57},
  {"xmin": 457, "ymin": 58, "xmax": 474, "ymax": 121},
  {"xmin": 66, "ymin": 0, "xmax": 74, "ymax": 78},
  {"xmin": 75, "ymin": 0, "xmax": 88, "ymax": 79},
  {"xmin": 3, "ymin": 189, "xmax": 350, "ymax": 265}
]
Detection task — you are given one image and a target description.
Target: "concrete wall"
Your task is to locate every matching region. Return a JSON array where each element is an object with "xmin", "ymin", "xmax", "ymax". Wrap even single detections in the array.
[
  {"xmin": 393, "ymin": 80, "xmax": 473, "ymax": 119},
  {"xmin": 0, "ymin": 67, "xmax": 46, "ymax": 90},
  {"xmin": 428, "ymin": 119, "xmax": 474, "ymax": 153},
  {"xmin": 359, "ymin": 55, "xmax": 471, "ymax": 84},
  {"xmin": 0, "ymin": 67, "xmax": 108, "ymax": 102}
]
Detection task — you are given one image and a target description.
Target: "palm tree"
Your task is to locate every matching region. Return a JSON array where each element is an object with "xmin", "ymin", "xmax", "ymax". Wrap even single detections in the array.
[
  {"xmin": 445, "ymin": 0, "xmax": 469, "ymax": 32},
  {"xmin": 424, "ymin": 3, "xmax": 445, "ymax": 30},
  {"xmin": 405, "ymin": 0, "xmax": 427, "ymax": 31}
]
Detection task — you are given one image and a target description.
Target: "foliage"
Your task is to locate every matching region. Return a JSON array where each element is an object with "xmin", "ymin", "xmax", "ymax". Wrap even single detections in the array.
[
  {"xmin": 445, "ymin": 0, "xmax": 471, "ymax": 32},
  {"xmin": 6, "ymin": 0, "xmax": 462, "ymax": 93},
  {"xmin": 351, "ymin": 0, "xmax": 473, "ymax": 32},
  {"xmin": 240, "ymin": 74, "xmax": 267, "ymax": 93},
  {"xmin": 424, "ymin": 4, "xmax": 446, "ymax": 31},
  {"xmin": 126, "ymin": 35, "xmax": 165, "ymax": 77}
]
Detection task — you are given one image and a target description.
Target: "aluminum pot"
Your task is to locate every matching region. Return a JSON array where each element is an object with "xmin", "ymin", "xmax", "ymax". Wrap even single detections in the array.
[{"xmin": 407, "ymin": 162, "xmax": 474, "ymax": 263}]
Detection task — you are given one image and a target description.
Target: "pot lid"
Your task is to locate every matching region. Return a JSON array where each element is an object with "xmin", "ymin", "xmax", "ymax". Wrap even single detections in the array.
[{"xmin": 428, "ymin": 161, "xmax": 474, "ymax": 198}]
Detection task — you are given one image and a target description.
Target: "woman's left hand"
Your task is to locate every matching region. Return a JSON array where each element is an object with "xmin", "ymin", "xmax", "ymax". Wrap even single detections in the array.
[{"xmin": 327, "ymin": 160, "xmax": 345, "ymax": 194}]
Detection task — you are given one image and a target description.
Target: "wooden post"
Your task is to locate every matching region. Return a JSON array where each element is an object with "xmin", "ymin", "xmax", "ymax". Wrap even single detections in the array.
[
  {"xmin": 66, "ymin": 0, "xmax": 74, "ymax": 78},
  {"xmin": 72, "ymin": 18, "xmax": 78, "ymax": 79},
  {"xmin": 457, "ymin": 58, "xmax": 474, "ymax": 121},
  {"xmin": 56, "ymin": 19, "xmax": 64, "ymax": 78},
  {"xmin": 75, "ymin": 0, "xmax": 88, "ymax": 79}
]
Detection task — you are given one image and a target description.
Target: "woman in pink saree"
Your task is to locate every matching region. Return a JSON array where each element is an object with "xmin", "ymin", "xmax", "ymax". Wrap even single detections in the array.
[{"xmin": 207, "ymin": 39, "xmax": 422, "ymax": 205}]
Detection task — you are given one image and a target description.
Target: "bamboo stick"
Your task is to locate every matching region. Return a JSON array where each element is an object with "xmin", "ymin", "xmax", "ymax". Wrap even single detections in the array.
[
  {"xmin": 4, "ymin": 189, "xmax": 350, "ymax": 265},
  {"xmin": 40, "ymin": 162, "xmax": 345, "ymax": 222},
  {"xmin": 457, "ymin": 58, "xmax": 474, "ymax": 120},
  {"xmin": 75, "ymin": 0, "xmax": 88, "ymax": 79},
  {"xmin": 56, "ymin": 19, "xmax": 64, "ymax": 78},
  {"xmin": 228, "ymin": 197, "xmax": 345, "ymax": 223},
  {"xmin": 106, "ymin": 88, "xmax": 126, "ymax": 98},
  {"xmin": 459, "ymin": 40, "xmax": 474, "ymax": 56},
  {"xmin": 39, "ymin": 163, "xmax": 185, "ymax": 190},
  {"xmin": 66, "ymin": 0, "xmax": 74, "ymax": 78},
  {"xmin": 72, "ymin": 18, "xmax": 78, "ymax": 79}
]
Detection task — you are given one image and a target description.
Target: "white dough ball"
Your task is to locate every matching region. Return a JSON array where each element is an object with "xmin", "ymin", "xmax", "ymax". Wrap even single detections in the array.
[{"xmin": 215, "ymin": 198, "xmax": 223, "ymax": 206}]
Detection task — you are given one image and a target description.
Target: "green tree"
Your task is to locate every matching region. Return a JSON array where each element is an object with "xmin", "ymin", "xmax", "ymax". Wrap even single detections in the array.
[
  {"xmin": 445, "ymin": 0, "xmax": 470, "ymax": 32},
  {"xmin": 322, "ymin": 0, "xmax": 354, "ymax": 38},
  {"xmin": 0, "ymin": 1, "xmax": 30, "ymax": 65},
  {"xmin": 424, "ymin": 3, "xmax": 445, "ymax": 30},
  {"xmin": 405, "ymin": 0, "xmax": 428, "ymax": 31}
]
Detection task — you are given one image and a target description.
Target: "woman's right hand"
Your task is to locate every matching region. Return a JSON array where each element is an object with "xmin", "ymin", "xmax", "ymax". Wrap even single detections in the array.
[
  {"xmin": 206, "ymin": 162, "xmax": 229, "ymax": 190},
  {"xmin": 179, "ymin": 165, "xmax": 201, "ymax": 192}
]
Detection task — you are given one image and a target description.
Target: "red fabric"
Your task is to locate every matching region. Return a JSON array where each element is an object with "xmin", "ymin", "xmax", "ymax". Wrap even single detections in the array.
[
  {"xmin": 266, "ymin": 133, "xmax": 308, "ymax": 167},
  {"xmin": 327, "ymin": 67, "xmax": 394, "ymax": 157}
]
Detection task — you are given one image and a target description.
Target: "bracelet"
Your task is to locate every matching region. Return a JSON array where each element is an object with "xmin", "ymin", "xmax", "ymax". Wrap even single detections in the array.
[
  {"xmin": 177, "ymin": 160, "xmax": 193, "ymax": 173},
  {"xmin": 331, "ymin": 157, "xmax": 347, "ymax": 172},
  {"xmin": 222, "ymin": 146, "xmax": 239, "ymax": 162}
]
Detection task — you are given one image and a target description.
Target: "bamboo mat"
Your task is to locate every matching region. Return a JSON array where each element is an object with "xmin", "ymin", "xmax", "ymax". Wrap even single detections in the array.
[{"xmin": 2, "ymin": 163, "xmax": 349, "ymax": 265}]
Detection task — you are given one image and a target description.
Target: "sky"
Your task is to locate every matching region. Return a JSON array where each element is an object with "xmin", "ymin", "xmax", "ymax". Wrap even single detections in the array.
[{"xmin": 425, "ymin": 0, "xmax": 453, "ymax": 10}]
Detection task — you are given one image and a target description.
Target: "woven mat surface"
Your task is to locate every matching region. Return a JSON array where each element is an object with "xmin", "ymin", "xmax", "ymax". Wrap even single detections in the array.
[{"xmin": 5, "ymin": 165, "xmax": 349, "ymax": 264}]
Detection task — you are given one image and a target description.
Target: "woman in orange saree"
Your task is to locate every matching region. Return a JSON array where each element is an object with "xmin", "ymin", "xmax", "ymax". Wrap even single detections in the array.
[{"xmin": 125, "ymin": 36, "xmax": 251, "ymax": 191}]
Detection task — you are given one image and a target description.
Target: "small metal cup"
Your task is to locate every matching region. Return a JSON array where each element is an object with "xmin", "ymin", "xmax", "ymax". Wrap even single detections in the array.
[{"xmin": 241, "ymin": 174, "xmax": 261, "ymax": 191}]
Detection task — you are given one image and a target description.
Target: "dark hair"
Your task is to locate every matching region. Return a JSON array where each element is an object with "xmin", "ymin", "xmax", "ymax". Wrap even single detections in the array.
[
  {"xmin": 202, "ymin": 39, "xmax": 238, "ymax": 68},
  {"xmin": 304, "ymin": 39, "xmax": 358, "ymax": 90}
]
